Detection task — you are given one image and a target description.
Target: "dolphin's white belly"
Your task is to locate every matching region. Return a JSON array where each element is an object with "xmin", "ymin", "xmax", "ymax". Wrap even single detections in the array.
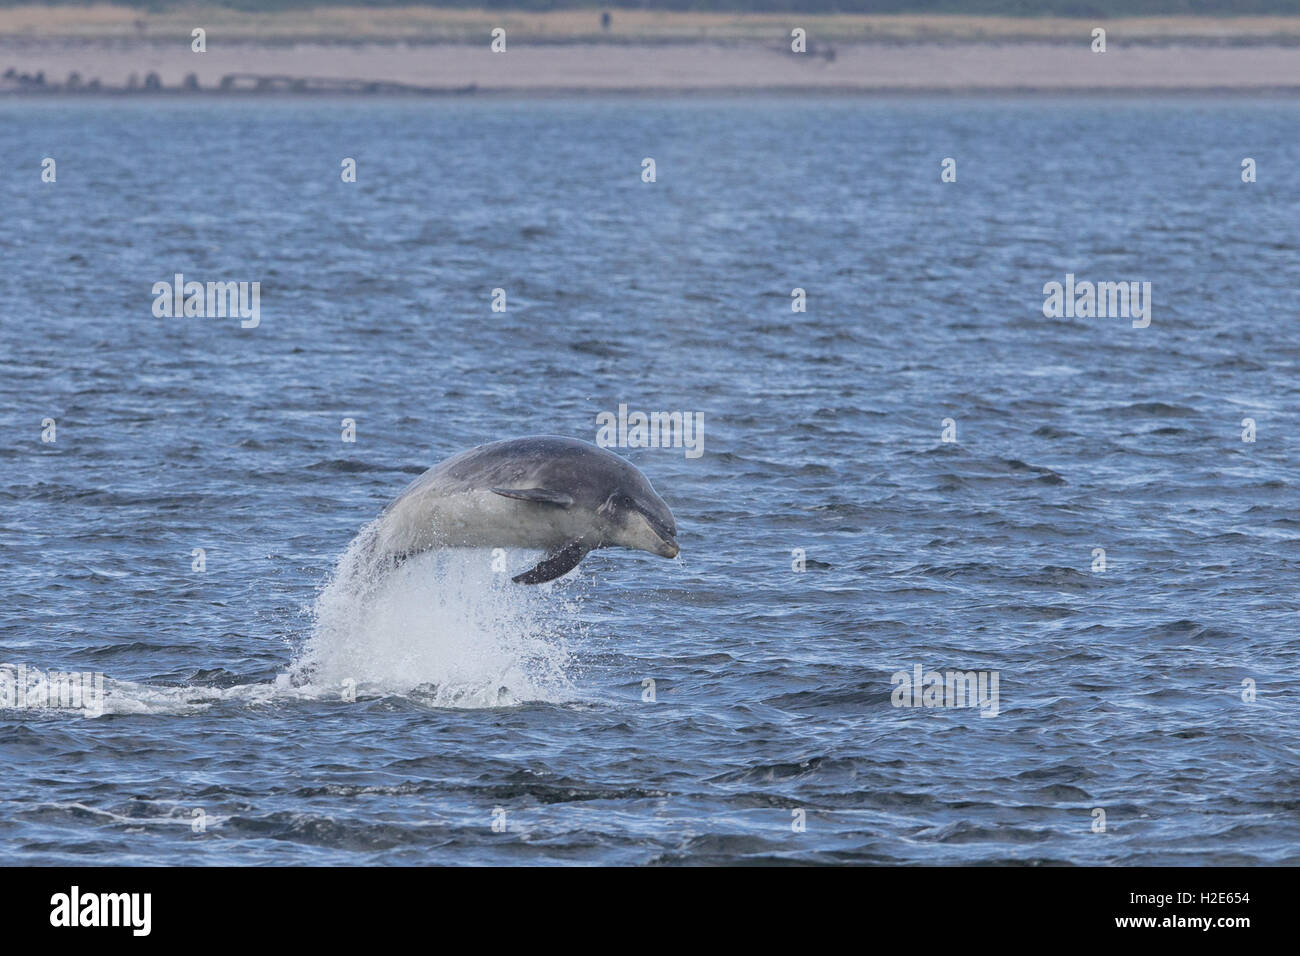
[{"xmin": 371, "ymin": 487, "xmax": 588, "ymax": 557}]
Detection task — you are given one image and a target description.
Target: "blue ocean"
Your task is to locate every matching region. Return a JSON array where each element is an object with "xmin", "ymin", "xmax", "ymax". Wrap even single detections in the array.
[{"xmin": 1, "ymin": 97, "xmax": 1297, "ymax": 864}]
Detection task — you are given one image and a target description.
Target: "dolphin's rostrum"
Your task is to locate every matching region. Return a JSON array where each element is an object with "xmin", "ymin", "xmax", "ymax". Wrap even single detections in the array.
[{"xmin": 360, "ymin": 436, "xmax": 679, "ymax": 584}]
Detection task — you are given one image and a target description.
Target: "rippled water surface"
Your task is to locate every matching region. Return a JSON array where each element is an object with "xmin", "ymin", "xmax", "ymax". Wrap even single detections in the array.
[{"xmin": 2, "ymin": 97, "xmax": 1298, "ymax": 864}]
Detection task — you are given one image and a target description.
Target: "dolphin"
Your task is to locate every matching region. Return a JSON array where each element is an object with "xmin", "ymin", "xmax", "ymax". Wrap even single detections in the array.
[{"xmin": 358, "ymin": 436, "xmax": 679, "ymax": 584}]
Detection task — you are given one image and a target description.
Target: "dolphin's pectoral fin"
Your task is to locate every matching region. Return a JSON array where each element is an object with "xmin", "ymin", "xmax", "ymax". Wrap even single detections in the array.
[
  {"xmin": 512, "ymin": 541, "xmax": 589, "ymax": 585},
  {"xmin": 491, "ymin": 487, "xmax": 574, "ymax": 508}
]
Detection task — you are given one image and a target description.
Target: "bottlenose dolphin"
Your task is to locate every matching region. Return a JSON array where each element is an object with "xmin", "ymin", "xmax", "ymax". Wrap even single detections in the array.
[{"xmin": 359, "ymin": 436, "xmax": 679, "ymax": 584}]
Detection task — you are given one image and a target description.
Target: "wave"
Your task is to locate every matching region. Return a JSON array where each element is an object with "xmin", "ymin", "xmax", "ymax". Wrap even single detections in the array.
[{"xmin": 2, "ymin": 535, "xmax": 580, "ymax": 718}]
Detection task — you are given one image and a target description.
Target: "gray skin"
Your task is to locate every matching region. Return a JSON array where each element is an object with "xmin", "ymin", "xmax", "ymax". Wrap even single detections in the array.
[{"xmin": 363, "ymin": 436, "xmax": 679, "ymax": 584}]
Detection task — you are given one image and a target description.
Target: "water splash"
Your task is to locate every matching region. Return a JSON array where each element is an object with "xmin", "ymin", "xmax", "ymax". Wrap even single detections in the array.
[
  {"xmin": 289, "ymin": 528, "xmax": 578, "ymax": 708},
  {"xmin": 3, "ymin": 532, "xmax": 580, "ymax": 717}
]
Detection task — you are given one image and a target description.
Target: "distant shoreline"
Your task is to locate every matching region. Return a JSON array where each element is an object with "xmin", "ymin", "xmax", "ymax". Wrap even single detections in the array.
[
  {"xmin": 8, "ymin": 88, "xmax": 1300, "ymax": 100},
  {"xmin": 6, "ymin": 7, "xmax": 1300, "ymax": 95},
  {"xmin": 8, "ymin": 7, "xmax": 1300, "ymax": 44}
]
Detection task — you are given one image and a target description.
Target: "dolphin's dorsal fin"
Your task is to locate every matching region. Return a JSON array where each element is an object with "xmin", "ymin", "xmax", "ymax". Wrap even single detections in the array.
[
  {"xmin": 491, "ymin": 487, "xmax": 574, "ymax": 507},
  {"xmin": 513, "ymin": 541, "xmax": 590, "ymax": 584}
]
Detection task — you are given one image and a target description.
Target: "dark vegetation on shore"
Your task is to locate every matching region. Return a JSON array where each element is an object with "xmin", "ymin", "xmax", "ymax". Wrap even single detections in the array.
[{"xmin": 5, "ymin": 0, "xmax": 1300, "ymax": 17}]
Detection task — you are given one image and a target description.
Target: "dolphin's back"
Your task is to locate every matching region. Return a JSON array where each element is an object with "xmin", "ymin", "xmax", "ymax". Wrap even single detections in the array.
[{"xmin": 391, "ymin": 436, "xmax": 634, "ymax": 504}]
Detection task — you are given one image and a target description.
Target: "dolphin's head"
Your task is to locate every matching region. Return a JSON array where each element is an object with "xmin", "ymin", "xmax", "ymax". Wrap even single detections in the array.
[
  {"xmin": 451, "ymin": 436, "xmax": 680, "ymax": 562},
  {"xmin": 598, "ymin": 485, "xmax": 679, "ymax": 559}
]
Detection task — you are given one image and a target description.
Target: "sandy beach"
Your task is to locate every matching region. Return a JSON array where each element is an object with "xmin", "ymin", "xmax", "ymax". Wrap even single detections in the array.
[{"xmin": 4, "ymin": 5, "xmax": 1300, "ymax": 93}]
